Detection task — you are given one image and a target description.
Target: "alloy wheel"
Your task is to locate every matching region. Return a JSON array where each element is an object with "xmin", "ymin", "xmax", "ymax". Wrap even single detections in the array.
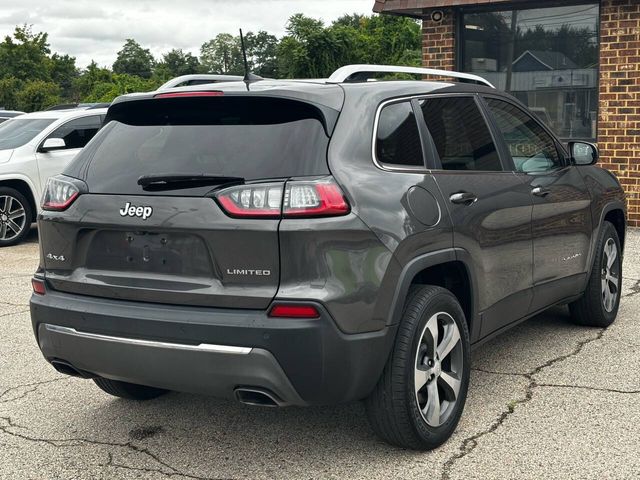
[
  {"xmin": 0, "ymin": 195, "xmax": 27, "ymax": 241},
  {"xmin": 601, "ymin": 238, "xmax": 620, "ymax": 313},
  {"xmin": 414, "ymin": 312, "xmax": 464, "ymax": 427}
]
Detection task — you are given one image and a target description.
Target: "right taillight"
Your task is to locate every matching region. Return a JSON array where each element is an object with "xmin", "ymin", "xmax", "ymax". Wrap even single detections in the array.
[
  {"xmin": 215, "ymin": 177, "xmax": 349, "ymax": 219},
  {"xmin": 42, "ymin": 175, "xmax": 85, "ymax": 211}
]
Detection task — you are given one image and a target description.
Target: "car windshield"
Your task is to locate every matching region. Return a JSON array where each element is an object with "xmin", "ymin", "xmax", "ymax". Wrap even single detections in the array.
[{"xmin": 0, "ymin": 118, "xmax": 55, "ymax": 150}]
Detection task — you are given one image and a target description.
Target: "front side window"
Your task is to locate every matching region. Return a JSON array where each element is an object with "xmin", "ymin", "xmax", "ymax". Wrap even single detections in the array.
[
  {"xmin": 461, "ymin": 4, "xmax": 599, "ymax": 141},
  {"xmin": 46, "ymin": 115, "xmax": 102, "ymax": 150},
  {"xmin": 375, "ymin": 101, "xmax": 424, "ymax": 168},
  {"xmin": 486, "ymin": 98, "xmax": 562, "ymax": 173},
  {"xmin": 420, "ymin": 96, "xmax": 502, "ymax": 171}
]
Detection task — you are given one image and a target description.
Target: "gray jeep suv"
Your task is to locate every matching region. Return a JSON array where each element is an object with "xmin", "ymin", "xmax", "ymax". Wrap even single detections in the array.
[{"xmin": 30, "ymin": 65, "xmax": 626, "ymax": 450}]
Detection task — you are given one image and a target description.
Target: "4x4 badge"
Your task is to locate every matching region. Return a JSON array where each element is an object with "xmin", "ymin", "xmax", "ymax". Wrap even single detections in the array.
[{"xmin": 119, "ymin": 202, "xmax": 153, "ymax": 220}]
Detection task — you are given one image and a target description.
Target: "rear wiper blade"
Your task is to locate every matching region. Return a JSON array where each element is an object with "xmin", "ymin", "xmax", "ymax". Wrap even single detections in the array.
[{"xmin": 137, "ymin": 174, "xmax": 244, "ymax": 191}]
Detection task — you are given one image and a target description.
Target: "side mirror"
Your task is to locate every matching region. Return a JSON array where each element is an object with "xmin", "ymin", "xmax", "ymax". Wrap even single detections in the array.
[
  {"xmin": 569, "ymin": 141, "xmax": 598, "ymax": 166},
  {"xmin": 39, "ymin": 138, "xmax": 66, "ymax": 152}
]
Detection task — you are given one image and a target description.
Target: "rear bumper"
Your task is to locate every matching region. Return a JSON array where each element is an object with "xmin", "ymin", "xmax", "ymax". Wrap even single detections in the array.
[{"xmin": 30, "ymin": 290, "xmax": 396, "ymax": 406}]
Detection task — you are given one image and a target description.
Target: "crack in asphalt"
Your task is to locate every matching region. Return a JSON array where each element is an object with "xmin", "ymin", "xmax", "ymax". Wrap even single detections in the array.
[
  {"xmin": 0, "ymin": 308, "xmax": 29, "ymax": 318},
  {"xmin": 537, "ymin": 383, "xmax": 640, "ymax": 394},
  {"xmin": 0, "ymin": 416, "xmax": 223, "ymax": 480},
  {"xmin": 0, "ymin": 298, "xmax": 29, "ymax": 307},
  {"xmin": 441, "ymin": 327, "xmax": 607, "ymax": 480},
  {"xmin": 104, "ymin": 452, "xmax": 234, "ymax": 480},
  {"xmin": 0, "ymin": 378, "xmax": 67, "ymax": 404}
]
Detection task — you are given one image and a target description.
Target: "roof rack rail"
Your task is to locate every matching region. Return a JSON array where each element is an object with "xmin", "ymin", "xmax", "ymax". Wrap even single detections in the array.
[{"xmin": 327, "ymin": 64, "xmax": 495, "ymax": 88}]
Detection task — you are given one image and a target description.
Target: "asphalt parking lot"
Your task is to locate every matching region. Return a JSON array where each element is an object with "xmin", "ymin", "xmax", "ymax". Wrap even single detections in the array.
[{"xmin": 1, "ymin": 228, "xmax": 639, "ymax": 479}]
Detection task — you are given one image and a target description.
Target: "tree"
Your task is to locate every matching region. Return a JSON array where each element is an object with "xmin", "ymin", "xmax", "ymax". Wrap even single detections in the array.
[
  {"xmin": 0, "ymin": 25, "xmax": 51, "ymax": 81},
  {"xmin": 82, "ymin": 73, "xmax": 160, "ymax": 103},
  {"xmin": 155, "ymin": 49, "xmax": 201, "ymax": 79},
  {"xmin": 48, "ymin": 53, "xmax": 78, "ymax": 100},
  {"xmin": 278, "ymin": 14, "xmax": 342, "ymax": 78},
  {"xmin": 112, "ymin": 39, "xmax": 155, "ymax": 78},
  {"xmin": 72, "ymin": 61, "xmax": 113, "ymax": 101},
  {"xmin": 200, "ymin": 34, "xmax": 243, "ymax": 74},
  {"xmin": 15, "ymin": 80, "xmax": 60, "ymax": 111},
  {"xmin": 0, "ymin": 77, "xmax": 20, "ymax": 109},
  {"xmin": 244, "ymin": 31, "xmax": 279, "ymax": 77}
]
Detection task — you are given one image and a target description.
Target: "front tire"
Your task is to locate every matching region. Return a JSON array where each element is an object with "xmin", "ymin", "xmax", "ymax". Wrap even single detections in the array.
[
  {"xmin": 570, "ymin": 221, "xmax": 622, "ymax": 327},
  {"xmin": 365, "ymin": 285, "xmax": 470, "ymax": 450},
  {"xmin": 93, "ymin": 377, "xmax": 168, "ymax": 400}
]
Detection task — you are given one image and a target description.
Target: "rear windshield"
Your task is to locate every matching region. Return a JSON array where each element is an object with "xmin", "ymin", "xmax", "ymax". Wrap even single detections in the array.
[{"xmin": 76, "ymin": 97, "xmax": 331, "ymax": 195}]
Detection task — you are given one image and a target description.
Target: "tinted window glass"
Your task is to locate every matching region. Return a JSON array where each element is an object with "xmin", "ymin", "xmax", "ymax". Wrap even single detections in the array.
[
  {"xmin": 47, "ymin": 115, "xmax": 102, "ymax": 149},
  {"xmin": 78, "ymin": 97, "xmax": 330, "ymax": 195},
  {"xmin": 486, "ymin": 98, "xmax": 561, "ymax": 172},
  {"xmin": 376, "ymin": 101, "xmax": 424, "ymax": 167},
  {"xmin": 0, "ymin": 118, "xmax": 55, "ymax": 150},
  {"xmin": 420, "ymin": 97, "xmax": 502, "ymax": 171}
]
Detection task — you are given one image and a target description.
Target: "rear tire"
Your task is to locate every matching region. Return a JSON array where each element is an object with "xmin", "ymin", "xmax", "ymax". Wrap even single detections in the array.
[
  {"xmin": 93, "ymin": 377, "xmax": 168, "ymax": 400},
  {"xmin": 569, "ymin": 221, "xmax": 622, "ymax": 328},
  {"xmin": 0, "ymin": 187, "xmax": 33, "ymax": 247},
  {"xmin": 365, "ymin": 285, "xmax": 470, "ymax": 450}
]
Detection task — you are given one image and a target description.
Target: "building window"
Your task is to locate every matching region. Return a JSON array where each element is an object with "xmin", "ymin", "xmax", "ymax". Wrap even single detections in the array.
[{"xmin": 460, "ymin": 4, "xmax": 599, "ymax": 141}]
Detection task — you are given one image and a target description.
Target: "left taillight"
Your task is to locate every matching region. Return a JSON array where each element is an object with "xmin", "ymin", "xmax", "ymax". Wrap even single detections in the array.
[
  {"xmin": 41, "ymin": 175, "xmax": 85, "ymax": 211},
  {"xmin": 215, "ymin": 177, "xmax": 350, "ymax": 219}
]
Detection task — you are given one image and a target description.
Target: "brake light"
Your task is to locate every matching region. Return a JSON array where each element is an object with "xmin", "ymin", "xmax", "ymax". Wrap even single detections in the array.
[
  {"xmin": 284, "ymin": 181, "xmax": 349, "ymax": 217},
  {"xmin": 32, "ymin": 278, "xmax": 45, "ymax": 295},
  {"xmin": 215, "ymin": 178, "xmax": 349, "ymax": 219},
  {"xmin": 42, "ymin": 175, "xmax": 83, "ymax": 211},
  {"xmin": 154, "ymin": 91, "xmax": 224, "ymax": 99},
  {"xmin": 268, "ymin": 304, "xmax": 320, "ymax": 319}
]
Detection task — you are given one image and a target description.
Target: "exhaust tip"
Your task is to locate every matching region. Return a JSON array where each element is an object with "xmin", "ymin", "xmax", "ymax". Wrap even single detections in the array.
[
  {"xmin": 235, "ymin": 388, "xmax": 283, "ymax": 407},
  {"xmin": 50, "ymin": 359, "xmax": 95, "ymax": 379}
]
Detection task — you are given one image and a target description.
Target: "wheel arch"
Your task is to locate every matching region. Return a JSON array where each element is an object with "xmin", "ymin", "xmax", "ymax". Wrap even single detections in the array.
[
  {"xmin": 583, "ymin": 202, "xmax": 626, "ymax": 283},
  {"xmin": 0, "ymin": 177, "xmax": 38, "ymax": 221},
  {"xmin": 388, "ymin": 249, "xmax": 480, "ymax": 342},
  {"xmin": 603, "ymin": 207, "xmax": 625, "ymax": 251}
]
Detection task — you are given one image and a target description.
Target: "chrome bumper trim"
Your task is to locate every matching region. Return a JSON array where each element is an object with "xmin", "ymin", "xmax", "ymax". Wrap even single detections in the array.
[{"xmin": 44, "ymin": 324, "xmax": 253, "ymax": 355}]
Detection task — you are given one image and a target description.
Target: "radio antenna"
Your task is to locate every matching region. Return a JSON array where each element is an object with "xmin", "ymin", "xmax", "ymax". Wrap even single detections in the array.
[{"xmin": 239, "ymin": 29, "xmax": 263, "ymax": 89}]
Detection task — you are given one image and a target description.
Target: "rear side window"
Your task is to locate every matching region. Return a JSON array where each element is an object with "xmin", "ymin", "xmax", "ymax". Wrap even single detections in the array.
[
  {"xmin": 46, "ymin": 115, "xmax": 102, "ymax": 149},
  {"xmin": 420, "ymin": 97, "xmax": 502, "ymax": 172},
  {"xmin": 375, "ymin": 101, "xmax": 424, "ymax": 168},
  {"xmin": 77, "ymin": 97, "xmax": 331, "ymax": 195}
]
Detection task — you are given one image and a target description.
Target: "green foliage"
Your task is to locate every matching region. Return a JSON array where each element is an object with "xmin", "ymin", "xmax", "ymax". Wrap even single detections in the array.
[
  {"xmin": 0, "ymin": 25, "xmax": 51, "ymax": 82},
  {"xmin": 200, "ymin": 33, "xmax": 244, "ymax": 75},
  {"xmin": 82, "ymin": 74, "xmax": 161, "ymax": 103},
  {"xmin": 15, "ymin": 80, "xmax": 60, "ymax": 111},
  {"xmin": 0, "ymin": 14, "xmax": 425, "ymax": 111},
  {"xmin": 244, "ymin": 31, "xmax": 280, "ymax": 77},
  {"xmin": 155, "ymin": 49, "xmax": 202, "ymax": 81},
  {"xmin": 0, "ymin": 77, "xmax": 21, "ymax": 109},
  {"xmin": 112, "ymin": 39, "xmax": 155, "ymax": 78},
  {"xmin": 277, "ymin": 13, "xmax": 421, "ymax": 79}
]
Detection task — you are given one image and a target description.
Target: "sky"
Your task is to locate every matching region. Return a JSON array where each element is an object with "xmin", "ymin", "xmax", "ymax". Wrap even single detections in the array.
[{"xmin": 0, "ymin": 0, "xmax": 375, "ymax": 69}]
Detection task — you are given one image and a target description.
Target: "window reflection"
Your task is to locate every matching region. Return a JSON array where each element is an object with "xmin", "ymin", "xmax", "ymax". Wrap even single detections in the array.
[{"xmin": 462, "ymin": 4, "xmax": 599, "ymax": 141}]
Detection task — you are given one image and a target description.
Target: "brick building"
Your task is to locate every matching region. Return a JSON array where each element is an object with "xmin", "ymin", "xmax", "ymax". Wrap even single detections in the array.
[{"xmin": 374, "ymin": 0, "xmax": 640, "ymax": 225}]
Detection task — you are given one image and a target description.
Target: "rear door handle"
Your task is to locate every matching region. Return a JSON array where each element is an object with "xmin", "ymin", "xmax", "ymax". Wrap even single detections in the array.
[
  {"xmin": 449, "ymin": 192, "xmax": 478, "ymax": 205},
  {"xmin": 531, "ymin": 187, "xmax": 551, "ymax": 197}
]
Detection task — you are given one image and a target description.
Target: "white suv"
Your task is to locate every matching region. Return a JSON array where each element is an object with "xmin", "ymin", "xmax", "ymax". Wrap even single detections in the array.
[{"xmin": 0, "ymin": 107, "xmax": 107, "ymax": 246}]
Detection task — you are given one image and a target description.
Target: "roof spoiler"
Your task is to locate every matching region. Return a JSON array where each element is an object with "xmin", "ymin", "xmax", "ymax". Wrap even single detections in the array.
[{"xmin": 327, "ymin": 64, "xmax": 495, "ymax": 88}]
